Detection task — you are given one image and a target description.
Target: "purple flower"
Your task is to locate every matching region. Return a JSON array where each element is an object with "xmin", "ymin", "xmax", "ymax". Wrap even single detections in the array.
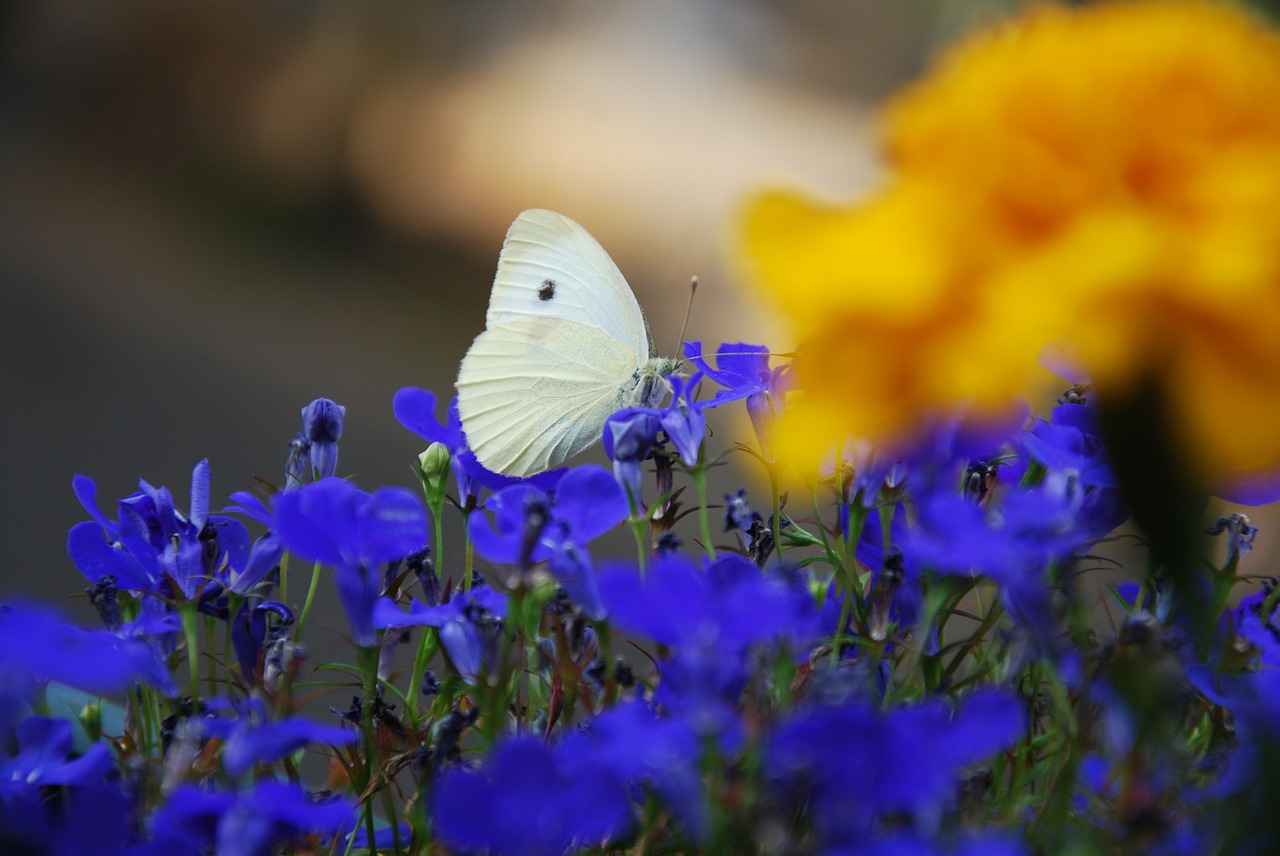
[
  {"xmin": 67, "ymin": 462, "xmax": 252, "ymax": 603},
  {"xmin": 393, "ymin": 388, "xmax": 563, "ymax": 504},
  {"xmin": 230, "ymin": 601, "xmax": 292, "ymax": 683},
  {"xmin": 559, "ymin": 701, "xmax": 708, "ymax": 842},
  {"xmin": 300, "ymin": 397, "xmax": 345, "ymax": 481},
  {"xmin": 469, "ymin": 465, "xmax": 626, "ymax": 615},
  {"xmin": 768, "ymin": 689, "xmax": 1024, "ymax": 849},
  {"xmin": 683, "ymin": 341, "xmax": 789, "ymax": 458},
  {"xmin": 199, "ymin": 697, "xmax": 355, "ymax": 777},
  {"xmin": 599, "ymin": 553, "xmax": 819, "ymax": 654},
  {"xmin": 2, "ymin": 716, "xmax": 114, "ymax": 788},
  {"xmin": 599, "ymin": 554, "xmax": 819, "ymax": 735},
  {"xmin": 659, "ymin": 372, "xmax": 707, "ymax": 466},
  {"xmin": 0, "ymin": 602, "xmax": 178, "ymax": 707},
  {"xmin": 432, "ymin": 736, "xmax": 632, "ymax": 856},
  {"xmin": 272, "ymin": 478, "xmax": 428, "ymax": 647},
  {"xmin": 0, "ymin": 722, "xmax": 131, "ymax": 856},
  {"xmin": 147, "ymin": 781, "xmax": 351, "ymax": 856},
  {"xmin": 373, "ymin": 585, "xmax": 507, "ymax": 684},
  {"xmin": 604, "ymin": 407, "xmax": 664, "ymax": 498}
]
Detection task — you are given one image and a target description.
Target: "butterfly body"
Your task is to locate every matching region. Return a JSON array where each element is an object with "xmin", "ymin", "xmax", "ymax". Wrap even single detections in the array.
[{"xmin": 457, "ymin": 209, "xmax": 680, "ymax": 476}]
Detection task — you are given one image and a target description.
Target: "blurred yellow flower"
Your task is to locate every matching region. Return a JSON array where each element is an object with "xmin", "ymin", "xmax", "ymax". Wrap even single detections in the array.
[{"xmin": 742, "ymin": 0, "xmax": 1280, "ymax": 481}]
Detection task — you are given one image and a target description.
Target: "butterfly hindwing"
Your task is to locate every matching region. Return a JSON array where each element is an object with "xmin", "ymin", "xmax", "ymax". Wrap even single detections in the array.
[
  {"xmin": 457, "ymin": 316, "xmax": 642, "ymax": 476},
  {"xmin": 486, "ymin": 209, "xmax": 651, "ymax": 363}
]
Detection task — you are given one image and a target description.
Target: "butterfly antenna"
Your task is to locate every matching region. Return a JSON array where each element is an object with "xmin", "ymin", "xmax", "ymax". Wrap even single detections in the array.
[{"xmin": 675, "ymin": 276, "xmax": 698, "ymax": 352}]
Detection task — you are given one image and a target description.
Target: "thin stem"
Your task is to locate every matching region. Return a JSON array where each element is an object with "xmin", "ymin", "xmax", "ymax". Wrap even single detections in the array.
[
  {"xmin": 692, "ymin": 466, "xmax": 715, "ymax": 558},
  {"xmin": 294, "ymin": 561, "xmax": 323, "ymax": 642},
  {"xmin": 358, "ymin": 645, "xmax": 380, "ymax": 856},
  {"xmin": 178, "ymin": 601, "xmax": 201, "ymax": 707},
  {"xmin": 463, "ymin": 509, "xmax": 475, "ymax": 592},
  {"xmin": 279, "ymin": 552, "xmax": 290, "ymax": 612}
]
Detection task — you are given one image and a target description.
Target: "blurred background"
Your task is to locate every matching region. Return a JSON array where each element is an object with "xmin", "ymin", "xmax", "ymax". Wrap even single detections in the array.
[{"xmin": 2, "ymin": 0, "xmax": 1274, "ymax": 630}]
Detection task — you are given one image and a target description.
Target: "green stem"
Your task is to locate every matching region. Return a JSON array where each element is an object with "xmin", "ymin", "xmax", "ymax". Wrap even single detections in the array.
[
  {"xmin": 692, "ymin": 466, "xmax": 715, "ymax": 558},
  {"xmin": 463, "ymin": 509, "xmax": 475, "ymax": 592},
  {"xmin": 357, "ymin": 645, "xmax": 380, "ymax": 855},
  {"xmin": 294, "ymin": 561, "xmax": 323, "ymax": 642},
  {"xmin": 629, "ymin": 517, "xmax": 649, "ymax": 577},
  {"xmin": 406, "ymin": 628, "xmax": 439, "ymax": 727},
  {"xmin": 279, "ymin": 552, "xmax": 290, "ymax": 612},
  {"xmin": 178, "ymin": 602, "xmax": 201, "ymax": 707}
]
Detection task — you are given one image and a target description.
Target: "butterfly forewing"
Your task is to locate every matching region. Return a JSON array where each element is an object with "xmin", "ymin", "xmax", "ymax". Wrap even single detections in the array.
[
  {"xmin": 486, "ymin": 209, "xmax": 651, "ymax": 362},
  {"xmin": 457, "ymin": 317, "xmax": 642, "ymax": 476}
]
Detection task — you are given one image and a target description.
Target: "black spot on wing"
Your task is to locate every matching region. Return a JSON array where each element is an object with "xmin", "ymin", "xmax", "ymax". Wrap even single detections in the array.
[{"xmin": 538, "ymin": 279, "xmax": 556, "ymax": 301}]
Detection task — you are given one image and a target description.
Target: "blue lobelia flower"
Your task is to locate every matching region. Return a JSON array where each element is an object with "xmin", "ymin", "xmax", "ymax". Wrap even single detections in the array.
[
  {"xmin": 0, "ymin": 602, "xmax": 177, "ymax": 721},
  {"xmin": 0, "ymin": 716, "xmax": 132, "ymax": 856},
  {"xmin": 394, "ymin": 387, "xmax": 563, "ymax": 506},
  {"xmin": 299, "ymin": 397, "xmax": 345, "ymax": 481},
  {"xmin": 599, "ymin": 553, "xmax": 819, "ymax": 654},
  {"xmin": 558, "ymin": 700, "xmax": 710, "ymax": 843},
  {"xmin": 432, "ymin": 736, "xmax": 632, "ymax": 856},
  {"xmin": 659, "ymin": 372, "xmax": 707, "ymax": 467},
  {"xmin": 198, "ymin": 696, "xmax": 355, "ymax": 778},
  {"xmin": 469, "ymin": 465, "xmax": 626, "ymax": 616},
  {"xmin": 599, "ymin": 553, "xmax": 819, "ymax": 735},
  {"xmin": 145, "ymin": 781, "xmax": 351, "ymax": 856},
  {"xmin": 271, "ymin": 478, "xmax": 428, "ymax": 647},
  {"xmin": 683, "ymin": 341, "xmax": 789, "ymax": 459},
  {"xmin": 603, "ymin": 407, "xmax": 664, "ymax": 500},
  {"xmin": 372, "ymin": 585, "xmax": 507, "ymax": 685},
  {"xmin": 67, "ymin": 460, "xmax": 252, "ymax": 604},
  {"xmin": 230, "ymin": 601, "xmax": 292, "ymax": 684},
  {"xmin": 767, "ymin": 688, "xmax": 1025, "ymax": 850}
]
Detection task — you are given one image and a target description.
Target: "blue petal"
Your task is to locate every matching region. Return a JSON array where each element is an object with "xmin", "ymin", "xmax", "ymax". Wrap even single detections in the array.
[
  {"xmin": 272, "ymin": 478, "xmax": 362, "ymax": 568},
  {"xmin": 355, "ymin": 487, "xmax": 429, "ymax": 564},
  {"xmin": 66, "ymin": 521, "xmax": 155, "ymax": 591},
  {"xmin": 189, "ymin": 459, "xmax": 211, "ymax": 530},
  {"xmin": 550, "ymin": 465, "xmax": 627, "ymax": 543},
  {"xmin": 71, "ymin": 474, "xmax": 115, "ymax": 534},
  {"xmin": 393, "ymin": 387, "xmax": 460, "ymax": 447}
]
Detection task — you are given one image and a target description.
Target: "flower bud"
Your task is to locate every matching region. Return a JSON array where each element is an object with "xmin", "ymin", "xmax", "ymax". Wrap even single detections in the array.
[{"xmin": 418, "ymin": 442, "xmax": 452, "ymax": 510}]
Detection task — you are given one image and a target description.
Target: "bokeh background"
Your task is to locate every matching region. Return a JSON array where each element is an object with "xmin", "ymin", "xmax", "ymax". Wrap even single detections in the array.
[{"xmin": 3, "ymin": 0, "xmax": 1274, "ymax": 630}]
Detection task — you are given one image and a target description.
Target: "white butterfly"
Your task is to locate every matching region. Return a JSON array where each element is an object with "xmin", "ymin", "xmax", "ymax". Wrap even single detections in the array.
[{"xmin": 456, "ymin": 209, "xmax": 682, "ymax": 477}]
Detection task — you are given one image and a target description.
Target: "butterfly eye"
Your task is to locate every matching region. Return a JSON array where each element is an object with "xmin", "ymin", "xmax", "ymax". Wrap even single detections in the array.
[{"xmin": 538, "ymin": 279, "xmax": 556, "ymax": 301}]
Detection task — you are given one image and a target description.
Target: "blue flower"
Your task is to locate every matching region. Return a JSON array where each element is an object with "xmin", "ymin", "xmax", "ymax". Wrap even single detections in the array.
[
  {"xmin": 272, "ymin": 478, "xmax": 428, "ymax": 647},
  {"xmin": 559, "ymin": 700, "xmax": 709, "ymax": 842},
  {"xmin": 768, "ymin": 689, "xmax": 1024, "ymax": 849},
  {"xmin": 373, "ymin": 585, "xmax": 507, "ymax": 684},
  {"xmin": 394, "ymin": 388, "xmax": 563, "ymax": 505},
  {"xmin": 603, "ymin": 407, "xmax": 664, "ymax": 499},
  {"xmin": 67, "ymin": 461, "xmax": 252, "ymax": 603},
  {"xmin": 2, "ymin": 715, "xmax": 114, "ymax": 787},
  {"xmin": 599, "ymin": 554, "xmax": 819, "ymax": 735},
  {"xmin": 229, "ymin": 600, "xmax": 292, "ymax": 684},
  {"xmin": 683, "ymin": 341, "xmax": 789, "ymax": 459},
  {"xmin": 432, "ymin": 736, "xmax": 632, "ymax": 856},
  {"xmin": 599, "ymin": 553, "xmax": 819, "ymax": 654},
  {"xmin": 470, "ymin": 465, "xmax": 626, "ymax": 615},
  {"xmin": 0, "ymin": 602, "xmax": 177, "ymax": 711},
  {"xmin": 660, "ymin": 372, "xmax": 707, "ymax": 466},
  {"xmin": 146, "ymin": 781, "xmax": 351, "ymax": 856},
  {"xmin": 199, "ymin": 697, "xmax": 355, "ymax": 777},
  {"xmin": 300, "ymin": 397, "xmax": 345, "ymax": 481},
  {"xmin": 0, "ymin": 719, "xmax": 131, "ymax": 856}
]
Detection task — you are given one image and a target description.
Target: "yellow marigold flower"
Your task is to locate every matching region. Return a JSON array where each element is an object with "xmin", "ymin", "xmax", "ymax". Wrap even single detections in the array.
[{"xmin": 742, "ymin": 0, "xmax": 1280, "ymax": 481}]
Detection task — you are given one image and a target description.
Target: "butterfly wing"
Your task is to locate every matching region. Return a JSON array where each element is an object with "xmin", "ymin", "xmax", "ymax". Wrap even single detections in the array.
[
  {"xmin": 485, "ymin": 209, "xmax": 651, "ymax": 362},
  {"xmin": 457, "ymin": 316, "xmax": 642, "ymax": 476}
]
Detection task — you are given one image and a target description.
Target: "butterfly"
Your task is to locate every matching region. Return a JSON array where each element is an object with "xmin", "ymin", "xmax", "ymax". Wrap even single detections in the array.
[{"xmin": 456, "ymin": 209, "xmax": 683, "ymax": 477}]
